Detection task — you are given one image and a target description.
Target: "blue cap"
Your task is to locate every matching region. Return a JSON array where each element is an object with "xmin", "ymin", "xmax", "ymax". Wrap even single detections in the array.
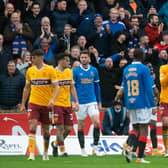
[{"xmin": 94, "ymin": 13, "xmax": 103, "ymax": 20}]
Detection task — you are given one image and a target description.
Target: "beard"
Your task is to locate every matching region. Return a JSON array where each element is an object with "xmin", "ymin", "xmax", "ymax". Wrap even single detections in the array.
[{"xmin": 152, "ymin": 22, "xmax": 158, "ymax": 26}]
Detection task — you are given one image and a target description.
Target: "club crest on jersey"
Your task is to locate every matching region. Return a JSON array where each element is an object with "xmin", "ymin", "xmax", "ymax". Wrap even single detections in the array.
[
  {"xmin": 90, "ymin": 71, "xmax": 94, "ymax": 76},
  {"xmin": 129, "ymin": 98, "xmax": 136, "ymax": 103}
]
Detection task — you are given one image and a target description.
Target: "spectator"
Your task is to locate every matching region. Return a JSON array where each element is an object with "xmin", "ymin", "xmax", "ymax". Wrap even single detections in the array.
[
  {"xmin": 100, "ymin": 0, "xmax": 119, "ymax": 20},
  {"xmin": 109, "ymin": 31, "xmax": 128, "ymax": 56},
  {"xmin": 0, "ymin": 3, "xmax": 15, "ymax": 34},
  {"xmin": 128, "ymin": 17, "xmax": 140, "ymax": 49},
  {"xmin": 0, "ymin": 34, "xmax": 13, "ymax": 75},
  {"xmin": 59, "ymin": 24, "xmax": 77, "ymax": 53},
  {"xmin": 16, "ymin": 50, "xmax": 32, "ymax": 76},
  {"xmin": 155, "ymin": 31, "xmax": 168, "ymax": 51},
  {"xmin": 139, "ymin": 35, "xmax": 149, "ymax": 54},
  {"xmin": 102, "ymin": 100, "xmax": 129, "ymax": 135},
  {"xmin": 121, "ymin": 0, "xmax": 146, "ymax": 19},
  {"xmin": 104, "ymin": 8, "xmax": 126, "ymax": 38},
  {"xmin": 7, "ymin": 0, "xmax": 25, "ymax": 13},
  {"xmin": 144, "ymin": 14, "xmax": 163, "ymax": 48},
  {"xmin": 25, "ymin": 1, "xmax": 42, "ymax": 40},
  {"xmin": 158, "ymin": 1, "xmax": 168, "ymax": 26},
  {"xmin": 140, "ymin": 5, "xmax": 158, "ymax": 29},
  {"xmin": 147, "ymin": 48, "xmax": 168, "ymax": 91},
  {"xmin": 99, "ymin": 57, "xmax": 123, "ymax": 107},
  {"xmin": 32, "ymin": 17, "xmax": 59, "ymax": 66},
  {"xmin": 70, "ymin": 45, "xmax": 80, "ymax": 66},
  {"xmin": 67, "ymin": 0, "xmax": 95, "ymax": 13},
  {"xmin": 70, "ymin": 0, "xmax": 95, "ymax": 37},
  {"xmin": 39, "ymin": 37, "xmax": 57, "ymax": 66},
  {"xmin": 118, "ymin": 7, "xmax": 131, "ymax": 29},
  {"xmin": 77, "ymin": 35, "xmax": 87, "ymax": 50},
  {"xmin": 51, "ymin": 0, "xmax": 71, "ymax": 37},
  {"xmin": 0, "ymin": 60, "xmax": 25, "ymax": 113},
  {"xmin": 87, "ymin": 14, "xmax": 109, "ymax": 57},
  {"xmin": 4, "ymin": 11, "xmax": 34, "ymax": 59},
  {"xmin": 126, "ymin": 47, "xmax": 135, "ymax": 64},
  {"xmin": 119, "ymin": 58, "xmax": 128, "ymax": 68}
]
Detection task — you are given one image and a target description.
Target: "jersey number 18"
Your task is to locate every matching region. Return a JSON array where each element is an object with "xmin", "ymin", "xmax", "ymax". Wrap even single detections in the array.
[{"xmin": 127, "ymin": 80, "xmax": 139, "ymax": 96}]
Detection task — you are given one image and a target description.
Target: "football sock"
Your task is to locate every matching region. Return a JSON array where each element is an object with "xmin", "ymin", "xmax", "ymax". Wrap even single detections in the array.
[
  {"xmin": 58, "ymin": 141, "xmax": 65, "ymax": 153},
  {"xmin": 132, "ymin": 135, "xmax": 138, "ymax": 152},
  {"xmin": 138, "ymin": 136, "xmax": 147, "ymax": 158},
  {"xmin": 54, "ymin": 140, "xmax": 58, "ymax": 146},
  {"xmin": 43, "ymin": 134, "xmax": 50, "ymax": 153},
  {"xmin": 78, "ymin": 130, "xmax": 84, "ymax": 148},
  {"xmin": 28, "ymin": 133, "xmax": 36, "ymax": 154},
  {"xmin": 162, "ymin": 128, "xmax": 168, "ymax": 151},
  {"xmin": 150, "ymin": 125, "xmax": 157, "ymax": 149},
  {"xmin": 127, "ymin": 131, "xmax": 138, "ymax": 149},
  {"xmin": 93, "ymin": 127, "xmax": 100, "ymax": 146}
]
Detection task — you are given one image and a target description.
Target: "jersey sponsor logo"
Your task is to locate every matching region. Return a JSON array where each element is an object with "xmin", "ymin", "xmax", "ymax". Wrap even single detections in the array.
[
  {"xmin": 31, "ymin": 79, "xmax": 51, "ymax": 85},
  {"xmin": 81, "ymin": 78, "xmax": 93, "ymax": 84},
  {"xmin": 58, "ymin": 80, "xmax": 71, "ymax": 86}
]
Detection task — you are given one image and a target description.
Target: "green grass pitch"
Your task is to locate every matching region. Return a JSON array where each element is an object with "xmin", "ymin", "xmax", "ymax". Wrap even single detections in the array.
[{"xmin": 0, "ymin": 155, "xmax": 167, "ymax": 168}]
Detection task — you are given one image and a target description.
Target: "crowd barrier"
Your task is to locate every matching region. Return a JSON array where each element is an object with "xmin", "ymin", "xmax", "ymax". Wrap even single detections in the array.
[{"xmin": 0, "ymin": 111, "xmax": 164, "ymax": 155}]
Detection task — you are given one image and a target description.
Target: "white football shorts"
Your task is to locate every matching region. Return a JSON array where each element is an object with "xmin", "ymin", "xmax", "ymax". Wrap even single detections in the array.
[
  {"xmin": 77, "ymin": 102, "xmax": 99, "ymax": 120},
  {"xmin": 128, "ymin": 108, "xmax": 154, "ymax": 124}
]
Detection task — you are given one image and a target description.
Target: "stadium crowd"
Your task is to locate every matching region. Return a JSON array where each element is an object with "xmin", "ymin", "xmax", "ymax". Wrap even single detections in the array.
[
  {"xmin": 0, "ymin": 0, "xmax": 168, "ymax": 162},
  {"xmin": 0, "ymin": 0, "xmax": 168, "ymax": 108}
]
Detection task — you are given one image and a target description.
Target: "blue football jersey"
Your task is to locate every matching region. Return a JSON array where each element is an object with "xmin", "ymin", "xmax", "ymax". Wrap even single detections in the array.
[
  {"xmin": 73, "ymin": 65, "xmax": 100, "ymax": 104},
  {"xmin": 122, "ymin": 62, "xmax": 156, "ymax": 109}
]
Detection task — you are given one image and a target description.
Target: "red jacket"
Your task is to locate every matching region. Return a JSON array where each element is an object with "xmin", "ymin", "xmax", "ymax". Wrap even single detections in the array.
[{"xmin": 144, "ymin": 24, "xmax": 160, "ymax": 48}]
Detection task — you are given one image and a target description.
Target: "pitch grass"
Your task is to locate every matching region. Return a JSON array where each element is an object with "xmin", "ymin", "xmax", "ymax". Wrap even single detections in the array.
[{"xmin": 0, "ymin": 155, "xmax": 167, "ymax": 168}]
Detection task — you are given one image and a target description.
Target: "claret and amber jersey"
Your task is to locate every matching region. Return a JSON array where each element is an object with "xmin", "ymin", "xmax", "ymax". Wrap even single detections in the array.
[
  {"xmin": 54, "ymin": 68, "xmax": 73, "ymax": 107},
  {"xmin": 160, "ymin": 64, "xmax": 168, "ymax": 103},
  {"xmin": 26, "ymin": 64, "xmax": 57, "ymax": 106}
]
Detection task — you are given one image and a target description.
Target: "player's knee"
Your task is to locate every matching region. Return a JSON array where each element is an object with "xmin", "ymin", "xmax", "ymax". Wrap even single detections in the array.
[
  {"xmin": 78, "ymin": 122, "xmax": 85, "ymax": 130},
  {"xmin": 29, "ymin": 129, "xmax": 36, "ymax": 134},
  {"xmin": 57, "ymin": 125, "xmax": 64, "ymax": 135},
  {"xmin": 29, "ymin": 125, "xmax": 36, "ymax": 134},
  {"xmin": 65, "ymin": 127, "xmax": 72, "ymax": 134},
  {"xmin": 93, "ymin": 121, "xmax": 100, "ymax": 128}
]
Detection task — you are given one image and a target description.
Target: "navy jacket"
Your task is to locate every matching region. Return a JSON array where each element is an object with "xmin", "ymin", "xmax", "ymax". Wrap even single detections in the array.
[
  {"xmin": 51, "ymin": 9, "xmax": 71, "ymax": 36},
  {"xmin": 0, "ymin": 69, "xmax": 25, "ymax": 106},
  {"xmin": 70, "ymin": 8, "xmax": 94, "ymax": 37},
  {"xmin": 102, "ymin": 107, "xmax": 129, "ymax": 135}
]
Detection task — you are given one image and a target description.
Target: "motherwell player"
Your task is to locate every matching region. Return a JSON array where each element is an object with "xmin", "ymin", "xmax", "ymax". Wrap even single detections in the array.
[
  {"xmin": 51, "ymin": 53, "xmax": 79, "ymax": 157},
  {"xmin": 20, "ymin": 49, "xmax": 59, "ymax": 161},
  {"xmin": 160, "ymin": 64, "xmax": 168, "ymax": 157}
]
